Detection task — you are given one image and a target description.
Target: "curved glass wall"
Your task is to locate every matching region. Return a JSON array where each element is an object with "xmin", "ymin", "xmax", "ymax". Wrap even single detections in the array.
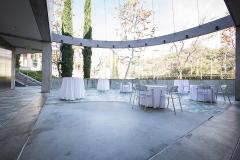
[
  {"xmin": 51, "ymin": 0, "xmax": 230, "ymax": 40},
  {"xmin": 50, "ymin": 0, "xmax": 234, "ymax": 79}
]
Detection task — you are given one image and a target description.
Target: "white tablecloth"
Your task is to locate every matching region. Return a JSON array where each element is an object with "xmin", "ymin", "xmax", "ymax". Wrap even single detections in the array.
[
  {"xmin": 139, "ymin": 85, "xmax": 167, "ymax": 108},
  {"xmin": 59, "ymin": 77, "xmax": 85, "ymax": 100},
  {"xmin": 174, "ymin": 80, "xmax": 189, "ymax": 94},
  {"xmin": 120, "ymin": 82, "xmax": 132, "ymax": 93},
  {"xmin": 97, "ymin": 79, "xmax": 110, "ymax": 91},
  {"xmin": 190, "ymin": 85, "xmax": 216, "ymax": 102}
]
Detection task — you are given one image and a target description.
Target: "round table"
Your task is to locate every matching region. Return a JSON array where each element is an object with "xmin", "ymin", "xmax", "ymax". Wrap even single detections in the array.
[
  {"xmin": 120, "ymin": 82, "xmax": 132, "ymax": 93},
  {"xmin": 97, "ymin": 79, "xmax": 110, "ymax": 91},
  {"xmin": 139, "ymin": 85, "xmax": 167, "ymax": 108},
  {"xmin": 59, "ymin": 77, "xmax": 85, "ymax": 100},
  {"xmin": 190, "ymin": 85, "xmax": 216, "ymax": 103}
]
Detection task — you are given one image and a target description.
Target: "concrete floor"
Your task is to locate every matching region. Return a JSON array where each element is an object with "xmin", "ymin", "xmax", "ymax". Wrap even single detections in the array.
[
  {"xmin": 151, "ymin": 104, "xmax": 240, "ymax": 160},
  {"xmin": 18, "ymin": 102, "xmax": 211, "ymax": 160},
  {"xmin": 48, "ymin": 89, "xmax": 233, "ymax": 115},
  {"xmin": 0, "ymin": 87, "xmax": 239, "ymax": 160},
  {"xmin": 0, "ymin": 87, "xmax": 46, "ymax": 160}
]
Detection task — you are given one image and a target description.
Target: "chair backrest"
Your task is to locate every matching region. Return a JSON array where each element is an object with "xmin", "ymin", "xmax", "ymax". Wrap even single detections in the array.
[
  {"xmin": 138, "ymin": 85, "xmax": 148, "ymax": 91},
  {"xmin": 122, "ymin": 81, "xmax": 131, "ymax": 85},
  {"xmin": 221, "ymin": 84, "xmax": 228, "ymax": 93},
  {"xmin": 197, "ymin": 85, "xmax": 211, "ymax": 90},
  {"xmin": 170, "ymin": 86, "xmax": 178, "ymax": 93}
]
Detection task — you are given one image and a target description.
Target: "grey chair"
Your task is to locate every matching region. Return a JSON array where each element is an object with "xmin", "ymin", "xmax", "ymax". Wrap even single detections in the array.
[
  {"xmin": 130, "ymin": 83, "xmax": 137, "ymax": 105},
  {"xmin": 216, "ymin": 85, "xmax": 231, "ymax": 104},
  {"xmin": 165, "ymin": 86, "xmax": 183, "ymax": 115},
  {"xmin": 131, "ymin": 85, "xmax": 153, "ymax": 110}
]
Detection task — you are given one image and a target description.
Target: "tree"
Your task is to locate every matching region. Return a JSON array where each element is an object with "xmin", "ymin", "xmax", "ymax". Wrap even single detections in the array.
[
  {"xmin": 60, "ymin": 0, "xmax": 74, "ymax": 77},
  {"xmin": 51, "ymin": 0, "xmax": 64, "ymax": 77},
  {"xmin": 217, "ymin": 27, "xmax": 236, "ymax": 78},
  {"xmin": 221, "ymin": 27, "xmax": 235, "ymax": 48},
  {"xmin": 82, "ymin": 0, "xmax": 92, "ymax": 78},
  {"xmin": 15, "ymin": 54, "xmax": 20, "ymax": 69},
  {"xmin": 170, "ymin": 38, "xmax": 200, "ymax": 79},
  {"xmin": 117, "ymin": 0, "xmax": 154, "ymax": 78}
]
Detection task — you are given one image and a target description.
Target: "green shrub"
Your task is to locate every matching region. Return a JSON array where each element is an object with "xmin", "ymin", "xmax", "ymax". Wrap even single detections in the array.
[{"xmin": 20, "ymin": 70, "xmax": 42, "ymax": 82}]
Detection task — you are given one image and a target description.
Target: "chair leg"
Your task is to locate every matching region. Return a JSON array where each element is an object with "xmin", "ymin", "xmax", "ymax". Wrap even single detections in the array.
[
  {"xmin": 133, "ymin": 95, "xmax": 136, "ymax": 105},
  {"xmin": 171, "ymin": 98, "xmax": 176, "ymax": 115},
  {"xmin": 138, "ymin": 96, "xmax": 141, "ymax": 107},
  {"xmin": 227, "ymin": 95, "xmax": 231, "ymax": 104},
  {"xmin": 167, "ymin": 98, "xmax": 169, "ymax": 108},
  {"xmin": 131, "ymin": 96, "xmax": 134, "ymax": 109},
  {"xmin": 179, "ymin": 98, "xmax": 183, "ymax": 112},
  {"xmin": 130, "ymin": 93, "xmax": 133, "ymax": 103},
  {"xmin": 223, "ymin": 94, "xmax": 226, "ymax": 101}
]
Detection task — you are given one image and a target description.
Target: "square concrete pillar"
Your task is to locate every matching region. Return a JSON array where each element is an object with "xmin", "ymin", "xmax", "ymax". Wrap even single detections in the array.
[
  {"xmin": 11, "ymin": 48, "xmax": 16, "ymax": 90},
  {"xmin": 41, "ymin": 43, "xmax": 52, "ymax": 93},
  {"xmin": 235, "ymin": 27, "xmax": 240, "ymax": 101}
]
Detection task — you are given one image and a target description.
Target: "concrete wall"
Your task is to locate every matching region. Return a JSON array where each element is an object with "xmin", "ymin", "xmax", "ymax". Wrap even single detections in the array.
[
  {"xmin": 51, "ymin": 79, "xmax": 235, "ymax": 95},
  {"xmin": 0, "ymin": 48, "xmax": 11, "ymax": 89}
]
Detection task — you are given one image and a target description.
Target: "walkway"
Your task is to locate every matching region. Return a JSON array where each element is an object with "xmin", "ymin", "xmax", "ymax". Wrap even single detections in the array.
[{"xmin": 0, "ymin": 87, "xmax": 46, "ymax": 160}]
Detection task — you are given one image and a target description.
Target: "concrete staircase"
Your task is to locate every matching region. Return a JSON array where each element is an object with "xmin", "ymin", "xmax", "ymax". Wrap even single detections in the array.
[{"xmin": 15, "ymin": 72, "xmax": 41, "ymax": 86}]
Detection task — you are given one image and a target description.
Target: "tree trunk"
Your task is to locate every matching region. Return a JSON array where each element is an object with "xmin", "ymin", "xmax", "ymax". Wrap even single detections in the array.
[
  {"xmin": 124, "ymin": 58, "xmax": 132, "ymax": 79},
  {"xmin": 179, "ymin": 70, "xmax": 183, "ymax": 79},
  {"xmin": 124, "ymin": 49, "xmax": 134, "ymax": 79}
]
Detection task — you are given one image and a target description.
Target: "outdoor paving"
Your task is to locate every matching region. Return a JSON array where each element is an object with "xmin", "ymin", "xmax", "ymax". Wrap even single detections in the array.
[
  {"xmin": 0, "ymin": 87, "xmax": 238, "ymax": 160},
  {"xmin": 0, "ymin": 87, "xmax": 41, "ymax": 127},
  {"xmin": 18, "ymin": 101, "xmax": 212, "ymax": 160},
  {"xmin": 48, "ymin": 89, "xmax": 233, "ymax": 116},
  {"xmin": 151, "ymin": 104, "xmax": 240, "ymax": 160},
  {"xmin": 0, "ymin": 87, "xmax": 46, "ymax": 160}
]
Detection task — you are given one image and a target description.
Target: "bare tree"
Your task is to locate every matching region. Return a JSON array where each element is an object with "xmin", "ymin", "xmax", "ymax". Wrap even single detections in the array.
[
  {"xmin": 117, "ymin": 0, "xmax": 154, "ymax": 78},
  {"xmin": 170, "ymin": 38, "xmax": 200, "ymax": 79},
  {"xmin": 51, "ymin": 0, "xmax": 64, "ymax": 77}
]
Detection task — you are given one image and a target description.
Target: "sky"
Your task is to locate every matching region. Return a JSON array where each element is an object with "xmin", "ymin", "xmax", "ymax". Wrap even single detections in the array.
[{"xmin": 71, "ymin": 0, "xmax": 229, "ymax": 40}]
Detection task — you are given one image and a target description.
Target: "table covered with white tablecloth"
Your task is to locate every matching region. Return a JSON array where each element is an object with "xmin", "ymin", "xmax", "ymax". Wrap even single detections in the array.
[
  {"xmin": 120, "ymin": 82, "xmax": 132, "ymax": 93},
  {"xmin": 139, "ymin": 85, "xmax": 167, "ymax": 108},
  {"xmin": 97, "ymin": 79, "xmax": 110, "ymax": 91},
  {"xmin": 59, "ymin": 77, "xmax": 85, "ymax": 100},
  {"xmin": 174, "ymin": 80, "xmax": 189, "ymax": 94},
  {"xmin": 190, "ymin": 85, "xmax": 216, "ymax": 103}
]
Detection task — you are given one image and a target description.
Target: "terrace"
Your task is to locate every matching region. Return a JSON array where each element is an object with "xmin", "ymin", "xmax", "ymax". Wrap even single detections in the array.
[{"xmin": 0, "ymin": 0, "xmax": 240, "ymax": 160}]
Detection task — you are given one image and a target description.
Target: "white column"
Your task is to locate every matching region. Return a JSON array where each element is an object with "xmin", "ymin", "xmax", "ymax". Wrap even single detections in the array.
[
  {"xmin": 41, "ymin": 43, "xmax": 52, "ymax": 93},
  {"xmin": 27, "ymin": 54, "xmax": 31, "ymax": 68},
  {"xmin": 11, "ymin": 48, "xmax": 16, "ymax": 89},
  {"xmin": 236, "ymin": 27, "xmax": 240, "ymax": 101}
]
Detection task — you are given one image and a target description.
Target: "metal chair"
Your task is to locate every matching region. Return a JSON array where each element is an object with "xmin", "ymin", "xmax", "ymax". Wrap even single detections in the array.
[
  {"xmin": 165, "ymin": 86, "xmax": 183, "ymax": 115},
  {"xmin": 216, "ymin": 85, "xmax": 231, "ymax": 104},
  {"xmin": 131, "ymin": 85, "xmax": 153, "ymax": 110}
]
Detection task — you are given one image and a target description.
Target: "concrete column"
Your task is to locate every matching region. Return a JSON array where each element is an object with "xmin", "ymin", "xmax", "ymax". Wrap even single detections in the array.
[
  {"xmin": 11, "ymin": 48, "xmax": 16, "ymax": 89},
  {"xmin": 236, "ymin": 27, "xmax": 240, "ymax": 101},
  {"xmin": 41, "ymin": 43, "xmax": 52, "ymax": 93}
]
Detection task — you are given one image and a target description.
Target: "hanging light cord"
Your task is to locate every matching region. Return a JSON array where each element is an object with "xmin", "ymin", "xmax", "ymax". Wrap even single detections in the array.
[
  {"xmin": 104, "ymin": 0, "xmax": 107, "ymax": 39},
  {"xmin": 171, "ymin": 0, "xmax": 176, "ymax": 33},
  {"xmin": 197, "ymin": 0, "xmax": 200, "ymax": 25}
]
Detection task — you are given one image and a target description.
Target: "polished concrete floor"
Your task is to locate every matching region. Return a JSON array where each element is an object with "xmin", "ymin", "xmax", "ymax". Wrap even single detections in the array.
[
  {"xmin": 151, "ymin": 104, "xmax": 240, "ymax": 160},
  {"xmin": 48, "ymin": 89, "xmax": 233, "ymax": 115},
  {"xmin": 18, "ymin": 102, "xmax": 211, "ymax": 160},
  {"xmin": 0, "ymin": 87, "xmax": 46, "ymax": 160},
  {"xmin": 0, "ymin": 87, "xmax": 239, "ymax": 160}
]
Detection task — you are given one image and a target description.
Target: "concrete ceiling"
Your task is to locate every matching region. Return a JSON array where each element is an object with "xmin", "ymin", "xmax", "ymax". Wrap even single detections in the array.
[
  {"xmin": 224, "ymin": 0, "xmax": 240, "ymax": 27},
  {"xmin": 0, "ymin": 0, "xmax": 51, "ymax": 52}
]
